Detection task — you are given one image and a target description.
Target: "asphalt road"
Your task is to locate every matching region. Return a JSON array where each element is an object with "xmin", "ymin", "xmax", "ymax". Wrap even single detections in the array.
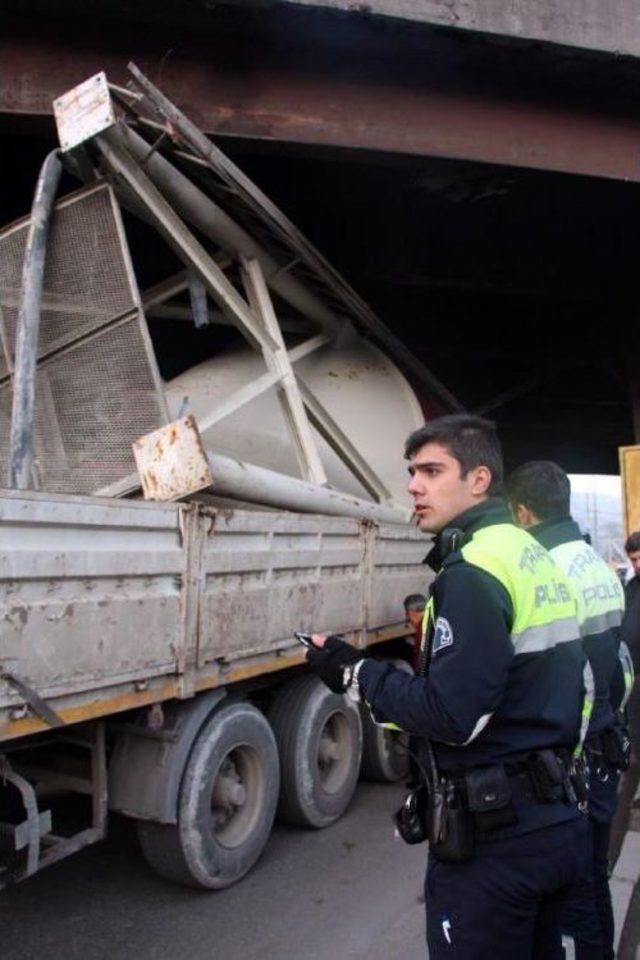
[{"xmin": 0, "ymin": 782, "xmax": 428, "ymax": 960}]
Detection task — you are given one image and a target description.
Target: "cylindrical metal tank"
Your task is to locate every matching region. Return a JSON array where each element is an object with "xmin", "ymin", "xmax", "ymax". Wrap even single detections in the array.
[{"xmin": 165, "ymin": 335, "xmax": 423, "ymax": 510}]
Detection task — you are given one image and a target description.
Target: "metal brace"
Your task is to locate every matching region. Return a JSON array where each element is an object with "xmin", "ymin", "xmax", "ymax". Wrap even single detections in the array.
[
  {"xmin": 0, "ymin": 756, "xmax": 48, "ymax": 878},
  {"xmin": 1, "ymin": 672, "xmax": 64, "ymax": 728}
]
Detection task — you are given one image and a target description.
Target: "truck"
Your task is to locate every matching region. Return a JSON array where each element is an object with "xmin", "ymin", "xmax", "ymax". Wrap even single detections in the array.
[{"xmin": 0, "ymin": 68, "xmax": 435, "ymax": 890}]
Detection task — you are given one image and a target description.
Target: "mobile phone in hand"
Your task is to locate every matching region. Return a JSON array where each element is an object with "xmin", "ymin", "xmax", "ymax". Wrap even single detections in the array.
[{"xmin": 294, "ymin": 631, "xmax": 316, "ymax": 649}]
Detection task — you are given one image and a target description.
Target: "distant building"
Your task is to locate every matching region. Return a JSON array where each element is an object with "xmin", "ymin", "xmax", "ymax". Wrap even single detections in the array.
[{"xmin": 570, "ymin": 474, "xmax": 627, "ymax": 576}]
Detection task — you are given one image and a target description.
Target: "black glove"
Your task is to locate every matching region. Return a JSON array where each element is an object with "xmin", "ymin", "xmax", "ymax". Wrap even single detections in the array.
[{"xmin": 306, "ymin": 635, "xmax": 362, "ymax": 693}]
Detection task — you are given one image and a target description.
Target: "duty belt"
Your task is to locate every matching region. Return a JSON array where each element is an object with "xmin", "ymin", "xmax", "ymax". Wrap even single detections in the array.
[
  {"xmin": 423, "ymin": 749, "xmax": 586, "ymax": 863},
  {"xmin": 447, "ymin": 749, "xmax": 582, "ymax": 811}
]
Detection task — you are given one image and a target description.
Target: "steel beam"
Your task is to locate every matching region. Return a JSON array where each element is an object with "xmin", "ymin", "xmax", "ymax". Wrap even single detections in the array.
[
  {"xmin": 2, "ymin": 35, "xmax": 640, "ymax": 182},
  {"xmin": 241, "ymin": 257, "xmax": 327, "ymax": 485},
  {"xmin": 287, "ymin": 1, "xmax": 640, "ymax": 59}
]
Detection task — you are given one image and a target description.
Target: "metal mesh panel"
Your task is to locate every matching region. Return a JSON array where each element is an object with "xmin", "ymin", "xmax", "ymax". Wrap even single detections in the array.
[
  {"xmin": 0, "ymin": 317, "xmax": 165, "ymax": 493},
  {"xmin": 0, "ymin": 183, "xmax": 137, "ymax": 379},
  {"xmin": 0, "ymin": 183, "xmax": 166, "ymax": 493}
]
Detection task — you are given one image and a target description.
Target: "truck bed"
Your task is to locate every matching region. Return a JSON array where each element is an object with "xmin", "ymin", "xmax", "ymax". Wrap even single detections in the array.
[{"xmin": 0, "ymin": 489, "xmax": 428, "ymax": 742}]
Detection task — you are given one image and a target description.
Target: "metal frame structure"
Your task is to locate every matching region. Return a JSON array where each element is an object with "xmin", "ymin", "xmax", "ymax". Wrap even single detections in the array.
[
  {"xmin": 3, "ymin": 68, "xmax": 420, "ymax": 514},
  {"xmin": 0, "ymin": 723, "xmax": 107, "ymax": 889},
  {"xmin": 0, "ymin": 179, "xmax": 171, "ymax": 494},
  {"xmin": 117, "ymin": 65, "xmax": 462, "ymax": 410},
  {"xmin": 55, "ymin": 69, "xmax": 411, "ymax": 510}
]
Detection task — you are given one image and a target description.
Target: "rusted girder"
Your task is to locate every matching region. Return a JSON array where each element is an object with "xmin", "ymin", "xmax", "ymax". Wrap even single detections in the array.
[{"xmin": 2, "ymin": 31, "xmax": 640, "ymax": 182}]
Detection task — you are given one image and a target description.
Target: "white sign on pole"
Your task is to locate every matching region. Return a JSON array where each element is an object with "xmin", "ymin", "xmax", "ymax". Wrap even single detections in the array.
[{"xmin": 53, "ymin": 72, "xmax": 116, "ymax": 152}]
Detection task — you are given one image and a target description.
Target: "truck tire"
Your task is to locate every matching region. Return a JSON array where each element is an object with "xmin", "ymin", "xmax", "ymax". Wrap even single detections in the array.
[
  {"xmin": 268, "ymin": 675, "xmax": 362, "ymax": 828},
  {"xmin": 137, "ymin": 700, "xmax": 279, "ymax": 889},
  {"xmin": 360, "ymin": 658, "xmax": 412, "ymax": 783}
]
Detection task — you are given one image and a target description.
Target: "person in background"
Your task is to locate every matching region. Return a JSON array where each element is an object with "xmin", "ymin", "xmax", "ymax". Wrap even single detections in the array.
[
  {"xmin": 621, "ymin": 532, "xmax": 640, "ymax": 848},
  {"xmin": 507, "ymin": 461, "xmax": 631, "ymax": 960},
  {"xmin": 622, "ymin": 532, "xmax": 640, "ymax": 672},
  {"xmin": 403, "ymin": 593, "xmax": 426, "ymax": 669}
]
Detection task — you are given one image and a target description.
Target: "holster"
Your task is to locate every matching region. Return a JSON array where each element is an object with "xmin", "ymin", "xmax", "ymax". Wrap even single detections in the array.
[
  {"xmin": 527, "ymin": 749, "xmax": 568, "ymax": 803},
  {"xmin": 601, "ymin": 725, "xmax": 632, "ymax": 772},
  {"xmin": 394, "ymin": 779, "xmax": 476, "ymax": 862},
  {"xmin": 429, "ymin": 782, "xmax": 475, "ymax": 863},
  {"xmin": 394, "ymin": 785, "xmax": 429, "ymax": 845}
]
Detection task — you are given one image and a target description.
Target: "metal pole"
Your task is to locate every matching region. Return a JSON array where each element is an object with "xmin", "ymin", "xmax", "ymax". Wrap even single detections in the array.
[
  {"xmin": 205, "ymin": 450, "xmax": 407, "ymax": 524},
  {"xmin": 8, "ymin": 150, "xmax": 62, "ymax": 489},
  {"xmin": 95, "ymin": 450, "xmax": 407, "ymax": 524}
]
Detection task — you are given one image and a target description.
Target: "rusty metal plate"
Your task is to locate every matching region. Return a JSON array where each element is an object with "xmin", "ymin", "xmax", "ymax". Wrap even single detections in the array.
[
  {"xmin": 53, "ymin": 71, "xmax": 116, "ymax": 152},
  {"xmin": 133, "ymin": 415, "xmax": 213, "ymax": 501}
]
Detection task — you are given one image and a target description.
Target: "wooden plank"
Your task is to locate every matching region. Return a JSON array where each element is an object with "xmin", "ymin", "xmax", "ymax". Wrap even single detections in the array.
[{"xmin": 619, "ymin": 445, "xmax": 640, "ymax": 535}]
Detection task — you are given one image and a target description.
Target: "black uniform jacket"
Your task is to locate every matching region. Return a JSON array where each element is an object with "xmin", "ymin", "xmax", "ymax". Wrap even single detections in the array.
[{"xmin": 357, "ymin": 499, "xmax": 585, "ymax": 838}]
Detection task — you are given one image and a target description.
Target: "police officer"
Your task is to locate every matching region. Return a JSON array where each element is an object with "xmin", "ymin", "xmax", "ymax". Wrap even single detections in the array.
[
  {"xmin": 306, "ymin": 414, "xmax": 598, "ymax": 960},
  {"xmin": 507, "ymin": 461, "xmax": 634, "ymax": 960}
]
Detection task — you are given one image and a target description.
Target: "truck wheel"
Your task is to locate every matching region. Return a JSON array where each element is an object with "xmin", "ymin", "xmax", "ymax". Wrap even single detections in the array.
[
  {"xmin": 360, "ymin": 713, "xmax": 410, "ymax": 782},
  {"xmin": 268, "ymin": 675, "xmax": 362, "ymax": 828},
  {"xmin": 137, "ymin": 700, "xmax": 279, "ymax": 889},
  {"xmin": 360, "ymin": 659, "xmax": 412, "ymax": 783}
]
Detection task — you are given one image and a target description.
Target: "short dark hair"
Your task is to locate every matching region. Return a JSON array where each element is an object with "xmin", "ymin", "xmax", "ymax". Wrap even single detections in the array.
[
  {"xmin": 404, "ymin": 415, "xmax": 503, "ymax": 494},
  {"xmin": 625, "ymin": 531, "xmax": 640, "ymax": 554},
  {"xmin": 505, "ymin": 461, "xmax": 571, "ymax": 523},
  {"xmin": 404, "ymin": 593, "xmax": 426, "ymax": 611}
]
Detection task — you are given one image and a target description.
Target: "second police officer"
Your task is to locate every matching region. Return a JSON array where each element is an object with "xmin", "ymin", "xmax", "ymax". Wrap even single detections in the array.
[
  {"xmin": 507, "ymin": 461, "xmax": 634, "ymax": 960},
  {"xmin": 305, "ymin": 415, "xmax": 600, "ymax": 959}
]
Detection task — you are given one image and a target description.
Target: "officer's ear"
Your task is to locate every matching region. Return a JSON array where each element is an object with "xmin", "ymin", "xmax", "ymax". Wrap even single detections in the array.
[
  {"xmin": 512, "ymin": 503, "xmax": 536, "ymax": 528},
  {"xmin": 468, "ymin": 465, "xmax": 492, "ymax": 497}
]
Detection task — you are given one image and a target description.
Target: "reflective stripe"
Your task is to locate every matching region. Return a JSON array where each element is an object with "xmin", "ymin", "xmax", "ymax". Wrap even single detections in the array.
[
  {"xmin": 574, "ymin": 661, "xmax": 595, "ymax": 758},
  {"xmin": 580, "ymin": 609, "xmax": 623, "ymax": 637},
  {"xmin": 511, "ymin": 616, "xmax": 578, "ymax": 655},
  {"xmin": 461, "ymin": 712, "xmax": 493, "ymax": 745},
  {"xmin": 619, "ymin": 641, "xmax": 635, "ymax": 711},
  {"xmin": 365, "ymin": 703, "xmax": 405, "ymax": 733}
]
